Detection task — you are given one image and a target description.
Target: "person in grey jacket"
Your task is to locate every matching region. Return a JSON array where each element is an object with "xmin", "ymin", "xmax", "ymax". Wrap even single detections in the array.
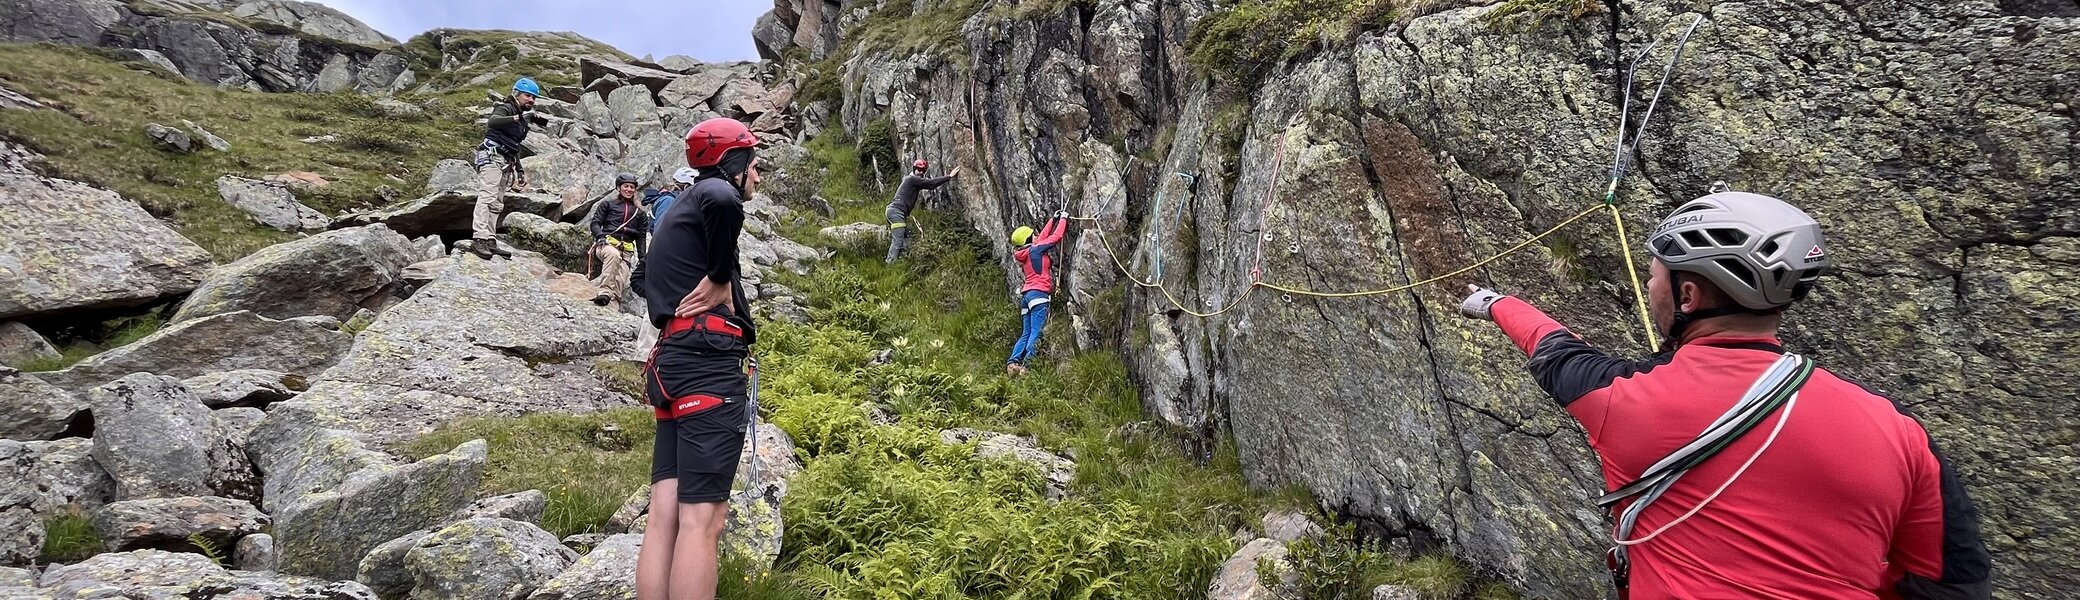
[{"xmin": 884, "ymin": 158, "xmax": 960, "ymax": 263}]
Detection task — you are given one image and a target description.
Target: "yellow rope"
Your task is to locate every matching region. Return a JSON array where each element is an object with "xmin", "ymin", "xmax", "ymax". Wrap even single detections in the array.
[
  {"xmin": 1067, "ymin": 204, "xmax": 1605, "ymax": 315},
  {"xmin": 1253, "ymin": 204, "xmax": 1605, "ymax": 298},
  {"xmin": 1609, "ymin": 204, "xmax": 1661, "ymax": 348}
]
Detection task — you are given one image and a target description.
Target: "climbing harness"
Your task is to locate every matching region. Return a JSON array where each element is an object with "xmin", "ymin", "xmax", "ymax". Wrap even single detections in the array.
[{"xmin": 1601, "ymin": 350, "xmax": 1811, "ymax": 593}]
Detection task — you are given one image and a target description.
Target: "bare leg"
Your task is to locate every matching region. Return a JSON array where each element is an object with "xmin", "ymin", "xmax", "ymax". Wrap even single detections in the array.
[
  {"xmin": 635, "ymin": 479, "xmax": 679, "ymax": 600},
  {"xmin": 666, "ymin": 500, "xmax": 730, "ymax": 600}
]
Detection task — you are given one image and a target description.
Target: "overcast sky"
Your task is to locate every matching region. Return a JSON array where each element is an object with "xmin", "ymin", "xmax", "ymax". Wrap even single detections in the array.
[{"xmin": 310, "ymin": 0, "xmax": 768, "ymax": 62}]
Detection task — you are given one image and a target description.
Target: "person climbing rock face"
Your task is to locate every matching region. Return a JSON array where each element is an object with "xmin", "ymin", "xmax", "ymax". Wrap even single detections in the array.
[
  {"xmin": 628, "ymin": 117, "xmax": 760, "ymax": 600},
  {"xmin": 884, "ymin": 158, "xmax": 960, "ymax": 263},
  {"xmin": 1459, "ymin": 192, "xmax": 1991, "ymax": 599},
  {"xmin": 469, "ymin": 76, "xmax": 549, "ymax": 260},
  {"xmin": 1005, "ymin": 211, "xmax": 1068, "ymax": 376},
  {"xmin": 586, "ymin": 172, "xmax": 650, "ymax": 307}
]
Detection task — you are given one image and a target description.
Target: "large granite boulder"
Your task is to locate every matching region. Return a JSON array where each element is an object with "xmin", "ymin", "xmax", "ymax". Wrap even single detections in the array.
[
  {"xmin": 525, "ymin": 533, "xmax": 640, "ymax": 600},
  {"xmin": 87, "ymin": 374, "xmax": 254, "ymax": 501},
  {"xmin": 0, "ymin": 0, "xmax": 124, "ymax": 45},
  {"xmin": 181, "ymin": 369, "xmax": 302, "ymax": 409},
  {"xmin": 36, "ymin": 311, "xmax": 351, "ymax": 394},
  {"xmin": 499, "ymin": 213, "xmax": 592, "ymax": 274},
  {"xmin": 0, "ymin": 142, "xmax": 211, "ymax": 320},
  {"xmin": 227, "ymin": 0, "xmax": 395, "ymax": 47},
  {"xmin": 0, "ymin": 322, "xmax": 59, "ymax": 368},
  {"xmin": 214, "ymin": 175, "xmax": 329, "ymax": 232},
  {"xmin": 277, "ymin": 256, "xmax": 639, "ymax": 450},
  {"xmin": 172, "ymin": 224, "xmax": 419, "ymax": 323},
  {"xmin": 428, "ymin": 158, "xmax": 482, "ymax": 193},
  {"xmin": 606, "ymin": 84, "xmax": 663, "ymax": 140},
  {"xmin": 89, "ymin": 495, "xmax": 269, "ymax": 552},
  {"xmin": 403, "ymin": 518, "xmax": 576, "ymax": 600},
  {"xmin": 578, "ymin": 56, "xmax": 681, "ymax": 96},
  {"xmin": 270, "ymin": 439, "xmax": 487, "ymax": 580},
  {"xmin": 0, "ymin": 368, "xmax": 87, "ymax": 440}
]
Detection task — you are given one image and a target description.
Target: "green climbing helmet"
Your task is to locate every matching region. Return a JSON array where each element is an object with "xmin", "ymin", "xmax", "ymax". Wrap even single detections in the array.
[{"xmin": 1011, "ymin": 226, "xmax": 1035, "ymax": 246}]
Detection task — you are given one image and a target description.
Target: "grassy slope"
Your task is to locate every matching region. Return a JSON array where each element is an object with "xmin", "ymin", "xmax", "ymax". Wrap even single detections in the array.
[{"xmin": 0, "ymin": 43, "xmax": 479, "ymax": 261}]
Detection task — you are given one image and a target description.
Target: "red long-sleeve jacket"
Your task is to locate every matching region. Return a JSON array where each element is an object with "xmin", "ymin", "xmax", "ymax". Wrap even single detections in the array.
[
  {"xmin": 1491, "ymin": 297, "xmax": 1990, "ymax": 599},
  {"xmin": 1015, "ymin": 217, "xmax": 1067, "ymax": 295}
]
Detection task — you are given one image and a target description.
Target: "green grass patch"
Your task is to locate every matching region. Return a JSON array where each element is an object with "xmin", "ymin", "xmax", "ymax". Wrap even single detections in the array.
[
  {"xmin": 843, "ymin": 0, "xmax": 986, "ymax": 63},
  {"xmin": 17, "ymin": 312, "xmax": 166, "ymax": 372},
  {"xmin": 1285, "ymin": 520, "xmax": 1509, "ymax": 599},
  {"xmin": 41, "ymin": 507, "xmax": 99, "ymax": 562},
  {"xmin": 0, "ymin": 43, "xmax": 477, "ymax": 260},
  {"xmin": 401, "ymin": 409, "xmax": 656, "ymax": 538},
  {"xmin": 1187, "ymin": 0, "xmax": 1400, "ymax": 87}
]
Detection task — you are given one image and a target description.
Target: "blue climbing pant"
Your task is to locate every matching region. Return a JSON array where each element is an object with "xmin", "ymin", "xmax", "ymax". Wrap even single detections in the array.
[{"xmin": 1008, "ymin": 290, "xmax": 1051, "ymax": 366}]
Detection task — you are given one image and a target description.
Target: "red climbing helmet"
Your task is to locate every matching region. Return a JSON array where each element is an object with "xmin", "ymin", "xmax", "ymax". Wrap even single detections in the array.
[
  {"xmin": 913, "ymin": 159, "xmax": 928, "ymax": 171},
  {"xmin": 685, "ymin": 118, "xmax": 758, "ymax": 169}
]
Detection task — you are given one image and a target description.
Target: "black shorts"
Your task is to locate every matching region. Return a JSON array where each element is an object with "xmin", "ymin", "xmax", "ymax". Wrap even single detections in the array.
[{"xmin": 647, "ymin": 330, "xmax": 750, "ymax": 504}]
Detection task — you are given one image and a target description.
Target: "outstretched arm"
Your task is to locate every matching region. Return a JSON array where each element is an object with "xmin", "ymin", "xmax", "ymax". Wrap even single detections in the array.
[
  {"xmin": 1463, "ymin": 287, "xmax": 1647, "ymax": 411},
  {"xmin": 1036, "ymin": 215, "xmax": 1069, "ymax": 246}
]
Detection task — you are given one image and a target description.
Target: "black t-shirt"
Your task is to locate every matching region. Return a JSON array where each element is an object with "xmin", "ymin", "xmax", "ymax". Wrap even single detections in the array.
[{"xmin": 631, "ymin": 177, "xmax": 754, "ymax": 344}]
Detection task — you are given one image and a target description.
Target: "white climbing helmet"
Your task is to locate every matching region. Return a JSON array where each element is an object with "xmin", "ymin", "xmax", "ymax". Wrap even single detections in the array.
[
  {"xmin": 673, "ymin": 167, "xmax": 697, "ymax": 185},
  {"xmin": 1647, "ymin": 191, "xmax": 1830, "ymax": 310}
]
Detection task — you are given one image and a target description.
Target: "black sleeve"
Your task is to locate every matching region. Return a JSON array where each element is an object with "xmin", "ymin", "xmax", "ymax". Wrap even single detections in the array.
[
  {"xmin": 1895, "ymin": 444, "xmax": 1993, "ymax": 600},
  {"xmin": 585, "ymin": 197, "xmax": 609, "ymax": 240},
  {"xmin": 919, "ymin": 175, "xmax": 954, "ymax": 190},
  {"xmin": 1525, "ymin": 331, "xmax": 1668, "ymax": 407},
  {"xmin": 630, "ymin": 252, "xmax": 648, "ymax": 300},
  {"xmin": 486, "ymin": 103, "xmax": 520, "ymax": 127},
  {"xmin": 702, "ymin": 191, "xmax": 744, "ymax": 286}
]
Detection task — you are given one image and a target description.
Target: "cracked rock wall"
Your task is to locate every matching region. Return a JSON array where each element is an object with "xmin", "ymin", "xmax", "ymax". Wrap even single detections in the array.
[{"xmin": 771, "ymin": 0, "xmax": 2078, "ymax": 595}]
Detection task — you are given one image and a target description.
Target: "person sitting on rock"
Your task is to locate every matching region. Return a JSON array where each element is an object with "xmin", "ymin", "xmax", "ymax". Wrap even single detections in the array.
[
  {"xmin": 884, "ymin": 158, "xmax": 960, "ymax": 263},
  {"xmin": 585, "ymin": 172, "xmax": 651, "ymax": 307},
  {"xmin": 1005, "ymin": 211, "xmax": 1068, "ymax": 377},
  {"xmin": 629, "ymin": 117, "xmax": 760, "ymax": 600},
  {"xmin": 1458, "ymin": 192, "xmax": 1990, "ymax": 599},
  {"xmin": 469, "ymin": 76, "xmax": 549, "ymax": 260}
]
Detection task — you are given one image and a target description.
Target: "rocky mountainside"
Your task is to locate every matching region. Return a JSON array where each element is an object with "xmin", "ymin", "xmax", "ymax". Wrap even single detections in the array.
[{"xmin": 756, "ymin": 0, "xmax": 2077, "ymax": 597}]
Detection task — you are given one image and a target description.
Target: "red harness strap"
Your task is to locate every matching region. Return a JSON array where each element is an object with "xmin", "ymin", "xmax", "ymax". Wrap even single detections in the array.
[{"xmin": 645, "ymin": 313, "xmax": 747, "ymax": 420}]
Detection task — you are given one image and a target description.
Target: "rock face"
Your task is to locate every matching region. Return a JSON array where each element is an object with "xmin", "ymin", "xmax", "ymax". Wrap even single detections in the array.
[
  {"xmin": 143, "ymin": 122, "xmax": 193, "ymax": 153},
  {"xmin": 0, "ymin": 322, "xmax": 59, "ymax": 368},
  {"xmin": 773, "ymin": 0, "xmax": 2080, "ymax": 595},
  {"xmin": 453, "ymin": 490, "xmax": 548, "ymax": 524},
  {"xmin": 403, "ymin": 518, "xmax": 576, "ymax": 600},
  {"xmin": 1206, "ymin": 538, "xmax": 1294, "ymax": 600},
  {"xmin": 181, "ymin": 369, "xmax": 302, "ymax": 408},
  {"xmin": 0, "ymin": 142, "xmax": 212, "ymax": 321},
  {"xmin": 270, "ymin": 439, "xmax": 488, "ymax": 580},
  {"xmin": 0, "ymin": 441, "xmax": 48, "ymax": 565},
  {"xmin": 173, "ymin": 224, "xmax": 419, "ymax": 323},
  {"xmin": 89, "ymin": 495, "xmax": 269, "ymax": 552},
  {"xmin": 87, "ymin": 373, "xmax": 254, "ymax": 501},
  {"xmin": 280, "ymin": 256, "xmax": 639, "ymax": 450},
  {"xmin": 500, "ymin": 213, "xmax": 592, "ymax": 274},
  {"xmin": 2, "ymin": 0, "xmax": 410, "ymax": 93},
  {"xmin": 227, "ymin": 0, "xmax": 395, "ymax": 47},
  {"xmin": 214, "ymin": 175, "xmax": 329, "ymax": 232},
  {"xmin": 525, "ymin": 533, "xmax": 640, "ymax": 600},
  {"xmin": 36, "ymin": 311, "xmax": 351, "ymax": 394},
  {"xmin": 428, "ymin": 158, "xmax": 482, "ymax": 193},
  {"xmin": 0, "ymin": 368, "xmax": 87, "ymax": 440}
]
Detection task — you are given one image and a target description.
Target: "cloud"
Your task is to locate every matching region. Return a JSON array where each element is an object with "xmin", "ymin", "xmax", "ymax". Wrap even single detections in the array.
[{"xmin": 311, "ymin": 0, "xmax": 768, "ymax": 63}]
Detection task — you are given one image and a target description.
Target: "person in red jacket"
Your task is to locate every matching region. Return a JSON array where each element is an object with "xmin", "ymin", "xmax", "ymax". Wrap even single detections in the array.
[
  {"xmin": 1005, "ymin": 211, "xmax": 1068, "ymax": 376},
  {"xmin": 1460, "ymin": 191, "xmax": 1990, "ymax": 599}
]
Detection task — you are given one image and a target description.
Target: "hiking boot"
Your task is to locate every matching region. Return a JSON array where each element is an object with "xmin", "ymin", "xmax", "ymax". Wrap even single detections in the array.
[
  {"xmin": 592, "ymin": 291, "xmax": 613, "ymax": 306},
  {"xmin": 1006, "ymin": 363, "xmax": 1026, "ymax": 377},
  {"xmin": 472, "ymin": 238, "xmax": 513, "ymax": 259}
]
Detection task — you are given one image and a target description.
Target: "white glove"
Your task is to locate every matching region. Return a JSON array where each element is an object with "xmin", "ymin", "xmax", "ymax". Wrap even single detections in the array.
[{"xmin": 1460, "ymin": 284, "xmax": 1505, "ymax": 320}]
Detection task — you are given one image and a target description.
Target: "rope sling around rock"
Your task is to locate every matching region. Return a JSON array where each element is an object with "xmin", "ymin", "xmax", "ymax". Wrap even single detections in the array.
[{"xmin": 1059, "ymin": 15, "xmax": 1707, "ymax": 352}]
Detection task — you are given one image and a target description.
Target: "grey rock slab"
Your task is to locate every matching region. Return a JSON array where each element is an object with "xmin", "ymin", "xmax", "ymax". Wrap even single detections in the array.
[
  {"xmin": 0, "ymin": 322, "xmax": 59, "ymax": 368},
  {"xmin": 213, "ymin": 175, "xmax": 327, "ymax": 232},
  {"xmin": 88, "ymin": 495, "xmax": 268, "ymax": 552},
  {"xmin": 1206, "ymin": 538, "xmax": 1293, "ymax": 600},
  {"xmin": 452, "ymin": 490, "xmax": 547, "ymax": 525},
  {"xmin": 0, "ymin": 143, "xmax": 212, "ymax": 320},
  {"xmin": 272, "ymin": 439, "xmax": 486, "ymax": 581},
  {"xmin": 142, "ymin": 123, "xmax": 192, "ymax": 153},
  {"xmin": 403, "ymin": 518, "xmax": 575, "ymax": 600},
  {"xmin": 87, "ymin": 373, "xmax": 253, "ymax": 502},
  {"xmin": 172, "ymin": 224, "xmax": 418, "ymax": 323},
  {"xmin": 0, "ymin": 368, "xmax": 86, "ymax": 440},
  {"xmin": 181, "ymin": 120, "xmax": 229, "ymax": 152},
  {"xmin": 38, "ymin": 311, "xmax": 351, "ymax": 395},
  {"xmin": 181, "ymin": 370, "xmax": 302, "ymax": 409},
  {"xmin": 233, "ymin": 532, "xmax": 276, "ymax": 572},
  {"xmin": 525, "ymin": 533, "xmax": 639, "ymax": 600}
]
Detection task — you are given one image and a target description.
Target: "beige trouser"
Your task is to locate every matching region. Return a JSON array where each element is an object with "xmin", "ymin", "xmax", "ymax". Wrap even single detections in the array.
[
  {"xmin": 595, "ymin": 242, "xmax": 633, "ymax": 298},
  {"xmin": 471, "ymin": 153, "xmax": 514, "ymax": 241}
]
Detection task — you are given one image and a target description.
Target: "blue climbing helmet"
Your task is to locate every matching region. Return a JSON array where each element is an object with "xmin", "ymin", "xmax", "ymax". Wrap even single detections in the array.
[{"xmin": 512, "ymin": 77, "xmax": 542, "ymax": 97}]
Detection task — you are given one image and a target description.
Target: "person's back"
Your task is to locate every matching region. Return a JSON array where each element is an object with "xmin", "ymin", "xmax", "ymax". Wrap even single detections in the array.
[{"xmin": 1540, "ymin": 328, "xmax": 1965, "ymax": 597}]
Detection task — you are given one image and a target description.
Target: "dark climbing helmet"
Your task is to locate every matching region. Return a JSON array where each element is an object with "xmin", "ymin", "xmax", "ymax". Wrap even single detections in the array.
[
  {"xmin": 513, "ymin": 77, "xmax": 542, "ymax": 97},
  {"xmin": 913, "ymin": 159, "xmax": 929, "ymax": 171},
  {"xmin": 1647, "ymin": 191, "xmax": 1830, "ymax": 310},
  {"xmin": 615, "ymin": 172, "xmax": 640, "ymax": 187},
  {"xmin": 686, "ymin": 118, "xmax": 757, "ymax": 169}
]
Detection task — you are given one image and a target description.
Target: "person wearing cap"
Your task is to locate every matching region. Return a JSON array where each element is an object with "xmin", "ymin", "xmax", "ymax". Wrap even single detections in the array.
[
  {"xmin": 629, "ymin": 118, "xmax": 760, "ymax": 600},
  {"xmin": 1005, "ymin": 211, "xmax": 1069, "ymax": 376},
  {"xmin": 884, "ymin": 158, "xmax": 961, "ymax": 263},
  {"xmin": 1459, "ymin": 192, "xmax": 1991, "ymax": 598},
  {"xmin": 470, "ymin": 77, "xmax": 549, "ymax": 259},
  {"xmin": 584, "ymin": 172, "xmax": 651, "ymax": 307}
]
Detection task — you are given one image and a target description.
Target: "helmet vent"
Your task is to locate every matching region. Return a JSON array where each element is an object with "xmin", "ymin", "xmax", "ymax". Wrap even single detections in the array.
[
  {"xmin": 1757, "ymin": 238, "xmax": 1781, "ymax": 258},
  {"xmin": 1680, "ymin": 230, "xmax": 1711, "ymax": 249},
  {"xmin": 1715, "ymin": 258, "xmax": 1760, "ymax": 290},
  {"xmin": 1707, "ymin": 228, "xmax": 1748, "ymax": 247}
]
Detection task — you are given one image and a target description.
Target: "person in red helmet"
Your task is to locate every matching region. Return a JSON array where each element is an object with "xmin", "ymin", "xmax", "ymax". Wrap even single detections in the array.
[
  {"xmin": 629, "ymin": 118, "xmax": 761, "ymax": 600},
  {"xmin": 884, "ymin": 157, "xmax": 960, "ymax": 263},
  {"xmin": 1460, "ymin": 191, "xmax": 1990, "ymax": 598}
]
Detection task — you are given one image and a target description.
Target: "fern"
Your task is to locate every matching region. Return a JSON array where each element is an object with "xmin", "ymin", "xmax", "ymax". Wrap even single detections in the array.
[{"xmin": 188, "ymin": 533, "xmax": 228, "ymax": 566}]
